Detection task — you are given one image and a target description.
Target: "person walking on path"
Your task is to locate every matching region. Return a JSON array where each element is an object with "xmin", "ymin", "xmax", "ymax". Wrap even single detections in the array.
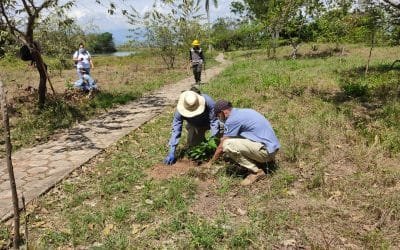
[
  {"xmin": 189, "ymin": 40, "xmax": 205, "ymax": 85},
  {"xmin": 206, "ymin": 100, "xmax": 280, "ymax": 186},
  {"xmin": 164, "ymin": 89, "xmax": 219, "ymax": 165},
  {"xmin": 73, "ymin": 43, "xmax": 94, "ymax": 80}
]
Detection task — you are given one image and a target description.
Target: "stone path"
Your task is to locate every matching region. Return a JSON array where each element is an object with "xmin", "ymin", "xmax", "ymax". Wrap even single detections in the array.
[{"xmin": 0, "ymin": 53, "xmax": 230, "ymax": 221}]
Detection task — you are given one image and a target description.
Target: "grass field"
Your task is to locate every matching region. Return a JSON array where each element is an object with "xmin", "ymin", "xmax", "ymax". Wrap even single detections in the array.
[
  {"xmin": 0, "ymin": 50, "xmax": 218, "ymax": 156},
  {"xmin": 1, "ymin": 44, "xmax": 400, "ymax": 248}
]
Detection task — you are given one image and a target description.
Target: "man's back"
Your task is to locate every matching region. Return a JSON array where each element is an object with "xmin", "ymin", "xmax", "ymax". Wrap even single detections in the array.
[{"xmin": 224, "ymin": 108, "xmax": 280, "ymax": 154}]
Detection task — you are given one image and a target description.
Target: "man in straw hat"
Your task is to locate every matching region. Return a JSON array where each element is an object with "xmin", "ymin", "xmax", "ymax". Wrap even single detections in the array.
[
  {"xmin": 189, "ymin": 39, "xmax": 205, "ymax": 85},
  {"xmin": 164, "ymin": 89, "xmax": 219, "ymax": 165},
  {"xmin": 207, "ymin": 100, "xmax": 280, "ymax": 186}
]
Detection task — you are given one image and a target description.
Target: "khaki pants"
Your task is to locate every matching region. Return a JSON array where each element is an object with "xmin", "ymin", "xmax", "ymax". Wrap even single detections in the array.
[
  {"xmin": 222, "ymin": 138, "xmax": 276, "ymax": 173},
  {"xmin": 186, "ymin": 123, "xmax": 209, "ymax": 147}
]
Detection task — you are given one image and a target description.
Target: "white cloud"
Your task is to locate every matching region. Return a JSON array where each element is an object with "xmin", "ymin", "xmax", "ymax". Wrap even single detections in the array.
[{"xmin": 69, "ymin": 0, "xmax": 232, "ymax": 43}]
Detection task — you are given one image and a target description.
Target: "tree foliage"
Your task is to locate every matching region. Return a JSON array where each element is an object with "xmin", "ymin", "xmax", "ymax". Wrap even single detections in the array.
[
  {"xmin": 35, "ymin": 14, "xmax": 85, "ymax": 73},
  {"xmin": 0, "ymin": 0, "xmax": 74, "ymax": 107},
  {"xmin": 140, "ymin": 0, "xmax": 205, "ymax": 69},
  {"xmin": 87, "ymin": 32, "xmax": 117, "ymax": 54}
]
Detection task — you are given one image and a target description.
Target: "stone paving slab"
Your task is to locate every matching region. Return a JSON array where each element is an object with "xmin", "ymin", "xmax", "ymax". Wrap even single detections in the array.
[{"xmin": 0, "ymin": 54, "xmax": 230, "ymax": 221}]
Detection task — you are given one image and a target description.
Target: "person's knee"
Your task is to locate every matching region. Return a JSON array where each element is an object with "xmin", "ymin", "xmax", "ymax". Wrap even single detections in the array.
[{"xmin": 222, "ymin": 139, "xmax": 238, "ymax": 154}]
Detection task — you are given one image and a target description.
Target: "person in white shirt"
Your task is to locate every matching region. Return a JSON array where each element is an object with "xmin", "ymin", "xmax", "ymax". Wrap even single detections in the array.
[{"xmin": 73, "ymin": 43, "xmax": 94, "ymax": 80}]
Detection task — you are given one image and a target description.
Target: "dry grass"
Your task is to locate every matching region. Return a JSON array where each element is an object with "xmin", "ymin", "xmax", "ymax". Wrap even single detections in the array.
[{"xmin": 0, "ymin": 44, "xmax": 399, "ymax": 248}]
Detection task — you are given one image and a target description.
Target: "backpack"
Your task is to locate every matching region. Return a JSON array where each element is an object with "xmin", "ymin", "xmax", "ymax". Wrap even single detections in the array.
[{"xmin": 20, "ymin": 45, "xmax": 33, "ymax": 61}]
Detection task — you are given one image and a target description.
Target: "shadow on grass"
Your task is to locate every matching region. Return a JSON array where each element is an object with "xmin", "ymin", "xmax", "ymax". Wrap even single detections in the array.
[{"xmin": 224, "ymin": 159, "xmax": 279, "ymax": 178}]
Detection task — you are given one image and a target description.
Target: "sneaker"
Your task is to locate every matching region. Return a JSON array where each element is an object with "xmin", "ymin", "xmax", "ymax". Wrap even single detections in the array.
[
  {"xmin": 240, "ymin": 170, "xmax": 266, "ymax": 186},
  {"xmin": 256, "ymin": 160, "xmax": 277, "ymax": 174}
]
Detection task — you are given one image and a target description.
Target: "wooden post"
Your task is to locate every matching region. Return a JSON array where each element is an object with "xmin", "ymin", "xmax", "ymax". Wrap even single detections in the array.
[{"xmin": 0, "ymin": 80, "xmax": 20, "ymax": 249}]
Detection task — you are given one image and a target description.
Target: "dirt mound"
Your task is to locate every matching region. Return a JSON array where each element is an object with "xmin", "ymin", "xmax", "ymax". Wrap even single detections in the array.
[{"xmin": 146, "ymin": 158, "xmax": 198, "ymax": 181}]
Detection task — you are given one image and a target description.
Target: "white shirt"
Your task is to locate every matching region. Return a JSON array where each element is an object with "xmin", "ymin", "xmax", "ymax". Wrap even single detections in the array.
[{"xmin": 73, "ymin": 50, "xmax": 91, "ymax": 69}]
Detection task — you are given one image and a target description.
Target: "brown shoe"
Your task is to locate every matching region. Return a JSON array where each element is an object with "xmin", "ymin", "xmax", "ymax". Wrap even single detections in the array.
[{"xmin": 240, "ymin": 170, "xmax": 266, "ymax": 186}]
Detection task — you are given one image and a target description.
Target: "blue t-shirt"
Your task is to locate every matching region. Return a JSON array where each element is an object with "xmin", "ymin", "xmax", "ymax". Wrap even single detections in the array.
[
  {"xmin": 168, "ymin": 94, "xmax": 219, "ymax": 147},
  {"xmin": 223, "ymin": 108, "xmax": 280, "ymax": 154}
]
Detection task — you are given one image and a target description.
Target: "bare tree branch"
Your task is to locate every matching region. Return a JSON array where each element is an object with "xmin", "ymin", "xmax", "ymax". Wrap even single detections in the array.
[
  {"xmin": 382, "ymin": 0, "xmax": 400, "ymax": 10},
  {"xmin": 0, "ymin": 3, "xmax": 25, "ymax": 38},
  {"xmin": 21, "ymin": 0, "xmax": 33, "ymax": 17}
]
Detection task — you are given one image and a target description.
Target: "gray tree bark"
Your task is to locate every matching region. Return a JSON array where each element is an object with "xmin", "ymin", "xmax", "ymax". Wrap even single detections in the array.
[{"xmin": 0, "ymin": 80, "xmax": 20, "ymax": 249}]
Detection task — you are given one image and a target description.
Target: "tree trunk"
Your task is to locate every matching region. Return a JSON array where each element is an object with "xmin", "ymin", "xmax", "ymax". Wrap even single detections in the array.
[
  {"xmin": 365, "ymin": 32, "xmax": 375, "ymax": 75},
  {"xmin": 207, "ymin": 13, "xmax": 212, "ymax": 52},
  {"xmin": 0, "ymin": 80, "xmax": 20, "ymax": 249},
  {"xmin": 271, "ymin": 29, "xmax": 280, "ymax": 58},
  {"xmin": 290, "ymin": 41, "xmax": 299, "ymax": 59},
  {"xmin": 30, "ymin": 48, "xmax": 47, "ymax": 108}
]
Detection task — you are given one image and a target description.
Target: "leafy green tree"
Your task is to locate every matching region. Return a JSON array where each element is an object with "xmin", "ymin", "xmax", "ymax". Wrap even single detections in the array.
[
  {"xmin": 36, "ymin": 14, "xmax": 85, "ymax": 74},
  {"xmin": 0, "ymin": 25, "xmax": 14, "ymax": 57},
  {"xmin": 144, "ymin": 12, "xmax": 180, "ymax": 69},
  {"xmin": 141, "ymin": 0, "xmax": 205, "ymax": 69},
  {"xmin": 211, "ymin": 18, "xmax": 236, "ymax": 51},
  {"xmin": 0, "ymin": 0, "xmax": 74, "ymax": 107},
  {"xmin": 244, "ymin": 0, "xmax": 320, "ymax": 58},
  {"xmin": 315, "ymin": 0, "xmax": 354, "ymax": 53},
  {"xmin": 87, "ymin": 32, "xmax": 117, "ymax": 53},
  {"xmin": 355, "ymin": 1, "xmax": 386, "ymax": 74},
  {"xmin": 230, "ymin": 1, "xmax": 254, "ymax": 23}
]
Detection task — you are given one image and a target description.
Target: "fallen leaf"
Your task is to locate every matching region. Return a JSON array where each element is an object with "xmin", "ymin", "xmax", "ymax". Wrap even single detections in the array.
[
  {"xmin": 131, "ymin": 224, "xmax": 141, "ymax": 235},
  {"xmin": 102, "ymin": 223, "xmax": 114, "ymax": 236},
  {"xmin": 237, "ymin": 208, "xmax": 247, "ymax": 216},
  {"xmin": 40, "ymin": 207, "xmax": 49, "ymax": 214},
  {"xmin": 32, "ymin": 221, "xmax": 46, "ymax": 228},
  {"xmin": 282, "ymin": 239, "xmax": 297, "ymax": 247}
]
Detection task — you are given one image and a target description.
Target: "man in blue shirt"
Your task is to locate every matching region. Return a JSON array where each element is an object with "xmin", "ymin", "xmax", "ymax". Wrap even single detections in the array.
[
  {"xmin": 208, "ymin": 100, "xmax": 280, "ymax": 186},
  {"xmin": 164, "ymin": 89, "xmax": 219, "ymax": 165}
]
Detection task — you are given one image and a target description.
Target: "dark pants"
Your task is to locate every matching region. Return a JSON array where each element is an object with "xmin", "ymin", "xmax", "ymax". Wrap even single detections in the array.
[{"xmin": 192, "ymin": 64, "xmax": 202, "ymax": 83}]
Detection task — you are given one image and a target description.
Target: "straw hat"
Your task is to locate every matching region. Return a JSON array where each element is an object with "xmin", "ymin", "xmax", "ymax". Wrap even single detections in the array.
[{"xmin": 177, "ymin": 91, "xmax": 205, "ymax": 118}]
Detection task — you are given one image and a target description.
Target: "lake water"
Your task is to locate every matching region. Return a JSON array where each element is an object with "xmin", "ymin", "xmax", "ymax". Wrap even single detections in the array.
[{"xmin": 94, "ymin": 51, "xmax": 136, "ymax": 57}]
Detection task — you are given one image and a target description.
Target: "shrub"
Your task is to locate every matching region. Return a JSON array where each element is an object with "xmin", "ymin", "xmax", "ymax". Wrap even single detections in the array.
[{"xmin": 340, "ymin": 81, "xmax": 369, "ymax": 97}]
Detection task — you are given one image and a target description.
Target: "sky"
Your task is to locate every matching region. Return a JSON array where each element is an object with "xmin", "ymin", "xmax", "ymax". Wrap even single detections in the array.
[{"xmin": 69, "ymin": 0, "xmax": 233, "ymax": 45}]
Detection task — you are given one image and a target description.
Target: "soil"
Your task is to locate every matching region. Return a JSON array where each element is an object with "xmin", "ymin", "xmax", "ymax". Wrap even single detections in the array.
[
  {"xmin": 146, "ymin": 158, "xmax": 198, "ymax": 181},
  {"xmin": 147, "ymin": 159, "xmax": 249, "ymax": 220},
  {"xmin": 190, "ymin": 178, "xmax": 249, "ymax": 220}
]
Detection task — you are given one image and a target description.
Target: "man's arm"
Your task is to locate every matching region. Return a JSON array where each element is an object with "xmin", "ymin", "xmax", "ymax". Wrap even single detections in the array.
[
  {"xmin": 88, "ymin": 52, "xmax": 94, "ymax": 68},
  {"xmin": 209, "ymin": 136, "xmax": 228, "ymax": 165},
  {"xmin": 168, "ymin": 111, "xmax": 183, "ymax": 149},
  {"xmin": 204, "ymin": 96, "xmax": 219, "ymax": 136}
]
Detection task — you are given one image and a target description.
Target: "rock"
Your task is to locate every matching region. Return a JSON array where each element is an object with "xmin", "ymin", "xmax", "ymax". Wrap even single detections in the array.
[
  {"xmin": 237, "ymin": 208, "xmax": 247, "ymax": 216},
  {"xmin": 282, "ymin": 239, "xmax": 297, "ymax": 248},
  {"xmin": 145, "ymin": 199, "xmax": 154, "ymax": 205}
]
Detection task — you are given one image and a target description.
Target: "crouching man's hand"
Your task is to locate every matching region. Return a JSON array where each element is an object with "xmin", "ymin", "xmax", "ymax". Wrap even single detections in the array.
[{"xmin": 164, "ymin": 147, "xmax": 176, "ymax": 165}]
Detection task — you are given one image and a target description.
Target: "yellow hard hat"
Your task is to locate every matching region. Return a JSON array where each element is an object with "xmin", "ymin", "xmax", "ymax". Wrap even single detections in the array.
[{"xmin": 192, "ymin": 40, "xmax": 200, "ymax": 46}]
